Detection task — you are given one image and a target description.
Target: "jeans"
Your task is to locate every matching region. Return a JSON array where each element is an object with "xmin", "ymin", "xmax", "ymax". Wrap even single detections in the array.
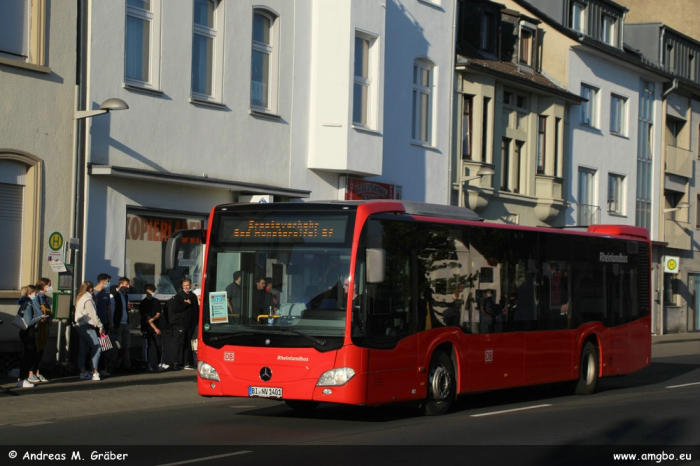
[
  {"xmin": 76, "ymin": 325, "xmax": 102, "ymax": 372},
  {"xmin": 114, "ymin": 323, "xmax": 132, "ymax": 369}
]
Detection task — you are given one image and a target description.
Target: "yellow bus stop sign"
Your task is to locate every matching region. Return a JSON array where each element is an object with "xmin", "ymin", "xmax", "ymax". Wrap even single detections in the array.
[{"xmin": 49, "ymin": 232, "xmax": 64, "ymax": 251}]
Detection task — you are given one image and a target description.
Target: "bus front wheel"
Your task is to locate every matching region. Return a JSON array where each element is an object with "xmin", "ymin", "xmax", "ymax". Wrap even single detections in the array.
[
  {"xmin": 422, "ymin": 351, "xmax": 455, "ymax": 416},
  {"xmin": 285, "ymin": 400, "xmax": 320, "ymax": 413},
  {"xmin": 574, "ymin": 341, "xmax": 599, "ymax": 395}
]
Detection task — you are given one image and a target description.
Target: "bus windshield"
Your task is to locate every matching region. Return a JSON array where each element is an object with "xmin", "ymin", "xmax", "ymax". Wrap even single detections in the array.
[{"xmin": 201, "ymin": 209, "xmax": 355, "ymax": 350}]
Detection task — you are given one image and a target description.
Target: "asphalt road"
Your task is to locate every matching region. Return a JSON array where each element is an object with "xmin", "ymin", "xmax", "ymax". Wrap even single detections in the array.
[{"xmin": 0, "ymin": 340, "xmax": 698, "ymax": 465}]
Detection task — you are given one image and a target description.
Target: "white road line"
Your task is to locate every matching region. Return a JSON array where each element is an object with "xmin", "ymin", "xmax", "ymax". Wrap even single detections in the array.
[
  {"xmin": 13, "ymin": 421, "xmax": 57, "ymax": 427},
  {"xmin": 155, "ymin": 451, "xmax": 252, "ymax": 466},
  {"xmin": 470, "ymin": 404, "xmax": 553, "ymax": 418},
  {"xmin": 666, "ymin": 381, "xmax": 700, "ymax": 389}
]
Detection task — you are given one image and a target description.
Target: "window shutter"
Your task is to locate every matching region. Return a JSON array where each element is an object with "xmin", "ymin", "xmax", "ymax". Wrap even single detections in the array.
[
  {"xmin": 0, "ymin": 0, "xmax": 30, "ymax": 57},
  {"xmin": 0, "ymin": 183, "xmax": 23, "ymax": 290}
]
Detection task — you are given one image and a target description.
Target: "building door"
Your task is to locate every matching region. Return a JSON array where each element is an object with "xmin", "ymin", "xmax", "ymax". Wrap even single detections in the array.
[{"xmin": 691, "ymin": 274, "xmax": 700, "ymax": 331}]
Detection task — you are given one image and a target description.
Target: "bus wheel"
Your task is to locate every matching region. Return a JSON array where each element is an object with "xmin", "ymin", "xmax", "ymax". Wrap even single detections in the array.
[
  {"xmin": 422, "ymin": 351, "xmax": 455, "ymax": 416},
  {"xmin": 574, "ymin": 342, "xmax": 599, "ymax": 395},
  {"xmin": 285, "ymin": 400, "xmax": 320, "ymax": 413}
]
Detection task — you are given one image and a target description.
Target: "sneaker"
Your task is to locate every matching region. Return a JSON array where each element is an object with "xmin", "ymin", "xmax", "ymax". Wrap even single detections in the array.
[
  {"xmin": 99, "ymin": 370, "xmax": 111, "ymax": 377},
  {"xmin": 159, "ymin": 364, "xmax": 170, "ymax": 370},
  {"xmin": 37, "ymin": 374, "xmax": 49, "ymax": 383},
  {"xmin": 27, "ymin": 374, "xmax": 40, "ymax": 383},
  {"xmin": 184, "ymin": 365, "xmax": 195, "ymax": 370},
  {"xmin": 79, "ymin": 372, "xmax": 92, "ymax": 380},
  {"xmin": 92, "ymin": 373, "xmax": 101, "ymax": 381},
  {"xmin": 16, "ymin": 379, "xmax": 35, "ymax": 388}
]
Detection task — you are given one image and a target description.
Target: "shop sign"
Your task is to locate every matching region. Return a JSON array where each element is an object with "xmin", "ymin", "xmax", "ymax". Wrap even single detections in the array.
[
  {"xmin": 345, "ymin": 177, "xmax": 398, "ymax": 200},
  {"xmin": 126, "ymin": 214, "xmax": 203, "ymax": 243}
]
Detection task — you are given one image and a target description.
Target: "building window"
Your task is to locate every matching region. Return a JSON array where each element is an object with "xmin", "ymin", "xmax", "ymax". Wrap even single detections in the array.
[
  {"xmin": 501, "ymin": 138, "xmax": 511, "ymax": 191},
  {"xmin": 578, "ymin": 168, "xmax": 598, "ymax": 225},
  {"xmin": 125, "ymin": 0, "xmax": 161, "ymax": 88},
  {"xmin": 462, "ymin": 95, "xmax": 473, "ymax": 159},
  {"xmin": 554, "ymin": 117, "xmax": 561, "ymax": 176},
  {"xmin": 353, "ymin": 35, "xmax": 373, "ymax": 126},
  {"xmin": 125, "ymin": 212, "xmax": 205, "ymax": 296},
  {"xmin": 480, "ymin": 12, "xmax": 495, "ymax": 54},
  {"xmin": 570, "ymin": 1, "xmax": 586, "ymax": 34},
  {"xmin": 581, "ymin": 84, "xmax": 597, "ymax": 127},
  {"xmin": 601, "ymin": 15, "xmax": 615, "ymax": 45},
  {"xmin": 0, "ymin": 0, "xmax": 46, "ymax": 66},
  {"xmin": 412, "ymin": 60, "xmax": 434, "ymax": 144},
  {"xmin": 636, "ymin": 80, "xmax": 654, "ymax": 230},
  {"xmin": 519, "ymin": 26, "xmax": 534, "ymax": 66},
  {"xmin": 513, "ymin": 141, "xmax": 523, "ymax": 194},
  {"xmin": 537, "ymin": 116, "xmax": 546, "ymax": 174},
  {"xmin": 482, "ymin": 97, "xmax": 490, "ymax": 162},
  {"xmin": 0, "ymin": 155, "xmax": 41, "ymax": 292},
  {"xmin": 608, "ymin": 174, "xmax": 624, "ymax": 214},
  {"xmin": 191, "ymin": 0, "xmax": 224, "ymax": 101},
  {"xmin": 251, "ymin": 10, "xmax": 278, "ymax": 112},
  {"xmin": 610, "ymin": 94, "xmax": 627, "ymax": 135}
]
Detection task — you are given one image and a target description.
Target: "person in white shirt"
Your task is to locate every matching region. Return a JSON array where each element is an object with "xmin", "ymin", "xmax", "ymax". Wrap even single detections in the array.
[{"xmin": 74, "ymin": 281, "xmax": 104, "ymax": 381}]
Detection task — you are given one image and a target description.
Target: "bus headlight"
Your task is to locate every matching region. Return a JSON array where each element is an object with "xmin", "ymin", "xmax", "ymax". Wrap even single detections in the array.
[
  {"xmin": 197, "ymin": 361, "xmax": 220, "ymax": 381},
  {"xmin": 317, "ymin": 367, "xmax": 355, "ymax": 386}
]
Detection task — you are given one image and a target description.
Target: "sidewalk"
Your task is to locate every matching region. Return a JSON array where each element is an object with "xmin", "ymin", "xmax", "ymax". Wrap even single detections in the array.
[
  {"xmin": 0, "ymin": 366, "xmax": 196, "ymax": 396},
  {"xmin": 651, "ymin": 331, "xmax": 700, "ymax": 345}
]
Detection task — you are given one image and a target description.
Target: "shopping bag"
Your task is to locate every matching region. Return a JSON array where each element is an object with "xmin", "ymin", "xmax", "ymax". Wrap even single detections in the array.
[
  {"xmin": 12, "ymin": 311, "xmax": 29, "ymax": 330},
  {"xmin": 99, "ymin": 332, "xmax": 113, "ymax": 351}
]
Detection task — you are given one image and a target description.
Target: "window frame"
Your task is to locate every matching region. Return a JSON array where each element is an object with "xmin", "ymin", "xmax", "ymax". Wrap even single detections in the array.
[
  {"xmin": 462, "ymin": 95, "xmax": 473, "ymax": 160},
  {"xmin": 519, "ymin": 24, "xmax": 536, "ymax": 67},
  {"xmin": 570, "ymin": 1, "xmax": 587, "ymax": 34},
  {"xmin": 537, "ymin": 115, "xmax": 547, "ymax": 174},
  {"xmin": 411, "ymin": 59, "xmax": 435, "ymax": 145},
  {"xmin": 124, "ymin": 0, "xmax": 161, "ymax": 90},
  {"xmin": 581, "ymin": 84, "xmax": 598, "ymax": 127},
  {"xmin": 353, "ymin": 31, "xmax": 378, "ymax": 129},
  {"xmin": 191, "ymin": 0, "xmax": 225, "ymax": 103},
  {"xmin": 0, "ymin": 0, "xmax": 46, "ymax": 67},
  {"xmin": 607, "ymin": 173, "xmax": 625, "ymax": 215},
  {"xmin": 601, "ymin": 14, "xmax": 616, "ymax": 46},
  {"xmin": 250, "ymin": 8, "xmax": 279, "ymax": 114},
  {"xmin": 610, "ymin": 93, "xmax": 627, "ymax": 136},
  {"xmin": 480, "ymin": 11, "xmax": 496, "ymax": 54}
]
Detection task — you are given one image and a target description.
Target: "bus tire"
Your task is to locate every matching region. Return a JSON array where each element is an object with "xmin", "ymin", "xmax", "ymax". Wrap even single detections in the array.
[
  {"xmin": 422, "ymin": 351, "xmax": 455, "ymax": 416},
  {"xmin": 285, "ymin": 400, "xmax": 320, "ymax": 413},
  {"xmin": 574, "ymin": 341, "xmax": 599, "ymax": 395}
]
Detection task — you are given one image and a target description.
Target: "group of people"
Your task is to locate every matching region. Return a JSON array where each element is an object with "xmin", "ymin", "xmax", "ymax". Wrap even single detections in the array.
[
  {"xmin": 225, "ymin": 273, "xmax": 278, "ymax": 324},
  {"xmin": 72, "ymin": 275, "xmax": 200, "ymax": 381},
  {"xmin": 15, "ymin": 278, "xmax": 54, "ymax": 388}
]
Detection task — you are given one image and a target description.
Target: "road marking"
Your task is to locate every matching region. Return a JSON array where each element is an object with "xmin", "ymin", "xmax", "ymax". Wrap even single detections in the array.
[
  {"xmin": 13, "ymin": 421, "xmax": 57, "ymax": 427},
  {"xmin": 155, "ymin": 451, "xmax": 252, "ymax": 466},
  {"xmin": 666, "ymin": 381, "xmax": 700, "ymax": 389},
  {"xmin": 470, "ymin": 404, "xmax": 552, "ymax": 418}
]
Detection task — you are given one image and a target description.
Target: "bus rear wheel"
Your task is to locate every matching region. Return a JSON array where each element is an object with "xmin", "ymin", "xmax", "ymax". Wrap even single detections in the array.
[
  {"xmin": 422, "ymin": 351, "xmax": 455, "ymax": 416},
  {"xmin": 574, "ymin": 341, "xmax": 599, "ymax": 395},
  {"xmin": 285, "ymin": 400, "xmax": 320, "ymax": 413}
]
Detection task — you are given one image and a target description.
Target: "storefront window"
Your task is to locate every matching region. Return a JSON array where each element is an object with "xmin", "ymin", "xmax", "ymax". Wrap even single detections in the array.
[{"xmin": 125, "ymin": 212, "xmax": 206, "ymax": 296}]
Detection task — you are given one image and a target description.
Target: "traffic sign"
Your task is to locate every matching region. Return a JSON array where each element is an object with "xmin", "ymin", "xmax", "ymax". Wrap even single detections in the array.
[{"xmin": 48, "ymin": 231, "xmax": 65, "ymax": 263}]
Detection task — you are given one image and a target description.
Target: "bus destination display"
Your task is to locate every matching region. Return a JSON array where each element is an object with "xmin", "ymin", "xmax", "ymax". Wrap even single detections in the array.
[{"xmin": 221, "ymin": 215, "xmax": 348, "ymax": 243}]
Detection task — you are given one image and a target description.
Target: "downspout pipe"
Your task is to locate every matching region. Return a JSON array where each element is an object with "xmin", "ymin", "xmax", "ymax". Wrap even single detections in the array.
[{"xmin": 662, "ymin": 77, "xmax": 679, "ymax": 99}]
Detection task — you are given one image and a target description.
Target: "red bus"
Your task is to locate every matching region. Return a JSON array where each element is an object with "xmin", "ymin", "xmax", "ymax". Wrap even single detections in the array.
[{"xmin": 168, "ymin": 200, "xmax": 651, "ymax": 415}]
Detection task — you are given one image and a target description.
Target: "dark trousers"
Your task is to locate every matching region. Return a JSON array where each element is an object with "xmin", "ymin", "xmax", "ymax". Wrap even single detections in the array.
[
  {"xmin": 182, "ymin": 326, "xmax": 195, "ymax": 367},
  {"xmin": 144, "ymin": 331, "xmax": 162, "ymax": 369},
  {"xmin": 162, "ymin": 327, "xmax": 184, "ymax": 366},
  {"xmin": 19, "ymin": 327, "xmax": 39, "ymax": 380}
]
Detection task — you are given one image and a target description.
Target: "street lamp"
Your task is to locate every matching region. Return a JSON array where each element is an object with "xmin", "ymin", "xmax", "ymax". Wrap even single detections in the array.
[
  {"xmin": 463, "ymin": 166, "xmax": 495, "ymax": 183},
  {"xmin": 74, "ymin": 98, "xmax": 129, "ymax": 120},
  {"xmin": 663, "ymin": 201, "xmax": 690, "ymax": 214}
]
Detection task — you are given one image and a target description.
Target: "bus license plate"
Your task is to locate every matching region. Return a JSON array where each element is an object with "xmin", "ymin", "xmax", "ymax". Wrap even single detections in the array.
[{"xmin": 249, "ymin": 386, "xmax": 283, "ymax": 398}]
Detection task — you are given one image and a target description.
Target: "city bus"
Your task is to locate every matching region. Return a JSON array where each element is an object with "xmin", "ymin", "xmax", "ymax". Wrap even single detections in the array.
[{"xmin": 166, "ymin": 200, "xmax": 651, "ymax": 415}]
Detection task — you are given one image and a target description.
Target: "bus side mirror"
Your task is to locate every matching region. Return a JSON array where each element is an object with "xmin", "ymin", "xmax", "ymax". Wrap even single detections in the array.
[
  {"xmin": 366, "ymin": 248, "xmax": 386, "ymax": 284},
  {"xmin": 165, "ymin": 229, "xmax": 206, "ymax": 270}
]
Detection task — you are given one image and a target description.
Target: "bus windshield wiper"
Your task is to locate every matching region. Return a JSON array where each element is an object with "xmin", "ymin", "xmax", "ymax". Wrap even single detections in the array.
[
  {"xmin": 275, "ymin": 328, "xmax": 327, "ymax": 346},
  {"xmin": 209, "ymin": 330, "xmax": 262, "ymax": 342}
]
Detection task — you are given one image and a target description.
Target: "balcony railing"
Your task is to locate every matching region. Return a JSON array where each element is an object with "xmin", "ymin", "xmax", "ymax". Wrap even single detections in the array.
[
  {"xmin": 664, "ymin": 219, "xmax": 691, "ymax": 250},
  {"xmin": 577, "ymin": 203, "xmax": 600, "ymax": 226},
  {"xmin": 666, "ymin": 145, "xmax": 693, "ymax": 177}
]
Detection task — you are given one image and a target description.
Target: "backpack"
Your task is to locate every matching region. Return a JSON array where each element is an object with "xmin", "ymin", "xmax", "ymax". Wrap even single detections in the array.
[{"xmin": 165, "ymin": 296, "xmax": 183, "ymax": 327}]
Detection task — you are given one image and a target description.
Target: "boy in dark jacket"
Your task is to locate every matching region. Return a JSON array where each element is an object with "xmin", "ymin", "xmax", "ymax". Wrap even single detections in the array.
[{"xmin": 139, "ymin": 284, "xmax": 162, "ymax": 372}]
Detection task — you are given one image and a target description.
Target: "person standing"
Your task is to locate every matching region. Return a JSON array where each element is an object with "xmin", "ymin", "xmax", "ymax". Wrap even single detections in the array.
[
  {"xmin": 74, "ymin": 281, "xmax": 104, "ymax": 381},
  {"xmin": 33, "ymin": 278, "xmax": 54, "ymax": 383},
  {"xmin": 225, "ymin": 271, "xmax": 242, "ymax": 322},
  {"xmin": 16, "ymin": 285, "xmax": 48, "ymax": 388},
  {"xmin": 139, "ymin": 284, "xmax": 162, "ymax": 372},
  {"xmin": 93, "ymin": 274, "xmax": 116, "ymax": 375},
  {"xmin": 111, "ymin": 277, "xmax": 134, "ymax": 372},
  {"xmin": 173, "ymin": 278, "xmax": 199, "ymax": 370}
]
